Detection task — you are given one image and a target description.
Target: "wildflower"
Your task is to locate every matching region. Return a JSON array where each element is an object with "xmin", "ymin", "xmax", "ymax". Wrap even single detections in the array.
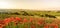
[
  {"xmin": 37, "ymin": 22, "xmax": 41, "ymax": 25},
  {"xmin": 37, "ymin": 19, "xmax": 45, "ymax": 25},
  {"xmin": 48, "ymin": 23, "xmax": 58, "ymax": 28},
  {"xmin": 15, "ymin": 17, "xmax": 23, "ymax": 24},
  {"xmin": 51, "ymin": 24, "xmax": 58, "ymax": 28},
  {"xmin": 29, "ymin": 18, "xmax": 33, "ymax": 22},
  {"xmin": 15, "ymin": 17, "xmax": 22, "ymax": 21},
  {"xmin": 0, "ymin": 20, "xmax": 6, "ymax": 28},
  {"xmin": 4, "ymin": 18, "xmax": 11, "ymax": 25},
  {"xmin": 10, "ymin": 17, "xmax": 15, "ymax": 22},
  {"xmin": 54, "ymin": 25, "xmax": 58, "ymax": 28},
  {"xmin": 44, "ymin": 25, "xmax": 48, "ymax": 28},
  {"xmin": 30, "ymin": 25, "xmax": 36, "ymax": 28},
  {"xmin": 23, "ymin": 18, "xmax": 28, "ymax": 23}
]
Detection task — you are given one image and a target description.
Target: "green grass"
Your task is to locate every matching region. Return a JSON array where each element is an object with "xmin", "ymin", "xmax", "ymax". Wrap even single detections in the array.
[{"xmin": 0, "ymin": 9, "xmax": 60, "ymax": 19}]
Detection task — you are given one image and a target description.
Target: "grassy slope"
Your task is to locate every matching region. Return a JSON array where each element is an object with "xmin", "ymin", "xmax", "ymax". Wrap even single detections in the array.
[{"xmin": 0, "ymin": 9, "xmax": 60, "ymax": 19}]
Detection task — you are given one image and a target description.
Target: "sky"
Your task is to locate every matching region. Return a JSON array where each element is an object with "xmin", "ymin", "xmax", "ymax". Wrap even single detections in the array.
[{"xmin": 0, "ymin": 0, "xmax": 60, "ymax": 10}]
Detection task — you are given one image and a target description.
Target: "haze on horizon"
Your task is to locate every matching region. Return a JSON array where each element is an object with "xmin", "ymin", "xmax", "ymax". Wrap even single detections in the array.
[{"xmin": 0, "ymin": 0, "xmax": 60, "ymax": 10}]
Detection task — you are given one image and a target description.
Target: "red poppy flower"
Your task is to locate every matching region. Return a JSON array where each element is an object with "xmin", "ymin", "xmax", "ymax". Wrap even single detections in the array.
[
  {"xmin": 10, "ymin": 17, "xmax": 15, "ymax": 22},
  {"xmin": 51, "ymin": 24, "xmax": 58, "ymax": 28},
  {"xmin": 37, "ymin": 22, "xmax": 41, "ymax": 25},
  {"xmin": 30, "ymin": 25, "xmax": 36, "ymax": 28},
  {"xmin": 15, "ymin": 17, "xmax": 22, "ymax": 21},
  {"xmin": 37, "ymin": 19, "xmax": 45, "ymax": 25},
  {"xmin": 4, "ymin": 18, "xmax": 11, "ymax": 25},
  {"xmin": 29, "ymin": 18, "xmax": 33, "ymax": 22},
  {"xmin": 44, "ymin": 25, "xmax": 48, "ymax": 28},
  {"xmin": 54, "ymin": 25, "xmax": 58, "ymax": 28},
  {"xmin": 0, "ymin": 20, "xmax": 6, "ymax": 28},
  {"xmin": 4, "ymin": 18, "xmax": 10, "ymax": 23},
  {"xmin": 23, "ymin": 18, "xmax": 28, "ymax": 23}
]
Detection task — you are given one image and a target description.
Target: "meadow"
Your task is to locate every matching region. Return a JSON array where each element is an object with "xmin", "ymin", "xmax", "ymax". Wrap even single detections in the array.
[{"xmin": 0, "ymin": 9, "xmax": 60, "ymax": 28}]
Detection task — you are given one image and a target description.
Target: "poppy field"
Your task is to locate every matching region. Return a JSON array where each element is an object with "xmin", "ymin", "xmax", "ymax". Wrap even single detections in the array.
[
  {"xmin": 0, "ymin": 17, "xmax": 60, "ymax": 28},
  {"xmin": 0, "ymin": 9, "xmax": 60, "ymax": 28}
]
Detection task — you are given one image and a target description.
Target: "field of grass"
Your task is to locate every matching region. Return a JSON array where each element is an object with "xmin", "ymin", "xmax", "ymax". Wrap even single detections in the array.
[
  {"xmin": 0, "ymin": 9, "xmax": 60, "ymax": 18},
  {"xmin": 0, "ymin": 9, "xmax": 60, "ymax": 28}
]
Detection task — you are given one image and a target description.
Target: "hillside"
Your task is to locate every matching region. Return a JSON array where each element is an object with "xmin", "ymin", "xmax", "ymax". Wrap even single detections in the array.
[{"xmin": 0, "ymin": 9, "xmax": 60, "ymax": 19}]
